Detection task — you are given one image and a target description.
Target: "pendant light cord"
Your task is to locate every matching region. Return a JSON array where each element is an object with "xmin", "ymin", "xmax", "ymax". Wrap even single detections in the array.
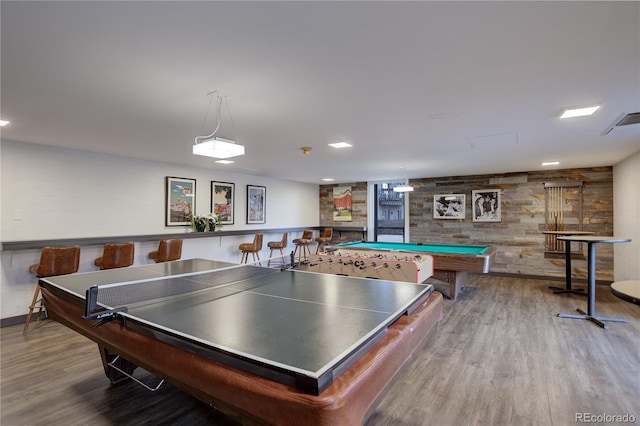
[
  {"xmin": 224, "ymin": 96, "xmax": 238, "ymax": 143},
  {"xmin": 194, "ymin": 93, "xmax": 223, "ymax": 144}
]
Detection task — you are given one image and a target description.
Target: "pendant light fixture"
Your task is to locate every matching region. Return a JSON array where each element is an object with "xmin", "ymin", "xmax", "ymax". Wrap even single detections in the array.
[
  {"xmin": 393, "ymin": 166, "xmax": 414, "ymax": 192},
  {"xmin": 193, "ymin": 91, "xmax": 245, "ymax": 159}
]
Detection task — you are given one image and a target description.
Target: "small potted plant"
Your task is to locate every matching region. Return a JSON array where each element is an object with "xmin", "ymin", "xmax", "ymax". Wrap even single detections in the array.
[
  {"xmin": 192, "ymin": 213, "xmax": 219, "ymax": 232},
  {"xmin": 207, "ymin": 213, "xmax": 220, "ymax": 232}
]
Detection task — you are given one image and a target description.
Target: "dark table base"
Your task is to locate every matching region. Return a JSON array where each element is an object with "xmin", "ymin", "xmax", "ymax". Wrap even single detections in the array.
[
  {"xmin": 557, "ymin": 308, "xmax": 628, "ymax": 330},
  {"xmin": 555, "ymin": 236, "xmax": 630, "ymax": 329},
  {"xmin": 548, "ymin": 285, "xmax": 586, "ymax": 296}
]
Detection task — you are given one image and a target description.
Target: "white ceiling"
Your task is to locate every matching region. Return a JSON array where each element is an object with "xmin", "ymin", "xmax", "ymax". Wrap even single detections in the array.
[{"xmin": 2, "ymin": 1, "xmax": 639, "ymax": 184}]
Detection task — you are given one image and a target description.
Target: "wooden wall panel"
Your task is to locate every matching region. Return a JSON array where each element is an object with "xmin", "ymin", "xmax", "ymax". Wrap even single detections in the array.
[{"xmin": 319, "ymin": 167, "xmax": 614, "ymax": 281}]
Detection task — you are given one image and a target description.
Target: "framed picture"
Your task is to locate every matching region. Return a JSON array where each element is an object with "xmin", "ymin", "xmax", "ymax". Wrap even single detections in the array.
[
  {"xmin": 166, "ymin": 176, "xmax": 196, "ymax": 226},
  {"xmin": 433, "ymin": 194, "xmax": 465, "ymax": 219},
  {"xmin": 473, "ymin": 189, "xmax": 501, "ymax": 222},
  {"xmin": 332, "ymin": 186, "xmax": 353, "ymax": 222},
  {"xmin": 211, "ymin": 181, "xmax": 235, "ymax": 225},
  {"xmin": 247, "ymin": 185, "xmax": 266, "ymax": 224}
]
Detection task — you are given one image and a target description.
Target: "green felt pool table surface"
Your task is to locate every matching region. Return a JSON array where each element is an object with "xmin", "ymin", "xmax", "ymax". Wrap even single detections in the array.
[{"xmin": 336, "ymin": 241, "xmax": 491, "ymax": 255}]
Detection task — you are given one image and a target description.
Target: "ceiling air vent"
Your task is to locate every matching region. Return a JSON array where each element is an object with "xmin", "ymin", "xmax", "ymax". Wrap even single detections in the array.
[
  {"xmin": 602, "ymin": 112, "xmax": 640, "ymax": 135},
  {"xmin": 616, "ymin": 112, "xmax": 640, "ymax": 126}
]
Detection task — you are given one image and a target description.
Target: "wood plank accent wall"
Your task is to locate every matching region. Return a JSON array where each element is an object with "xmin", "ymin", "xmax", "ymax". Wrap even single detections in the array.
[
  {"xmin": 319, "ymin": 182, "xmax": 368, "ymax": 241},
  {"xmin": 319, "ymin": 167, "xmax": 614, "ymax": 281}
]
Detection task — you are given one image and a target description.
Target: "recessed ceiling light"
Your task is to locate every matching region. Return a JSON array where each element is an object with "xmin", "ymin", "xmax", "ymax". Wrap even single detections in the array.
[
  {"xmin": 321, "ymin": 178, "xmax": 335, "ymax": 182},
  {"xmin": 328, "ymin": 141, "xmax": 352, "ymax": 149},
  {"xmin": 542, "ymin": 161, "xmax": 560, "ymax": 166},
  {"xmin": 0, "ymin": 119, "xmax": 10, "ymax": 126},
  {"xmin": 215, "ymin": 159, "xmax": 234, "ymax": 164},
  {"xmin": 560, "ymin": 106, "xmax": 600, "ymax": 119}
]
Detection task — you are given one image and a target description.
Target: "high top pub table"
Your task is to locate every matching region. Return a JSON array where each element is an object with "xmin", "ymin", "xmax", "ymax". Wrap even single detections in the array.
[
  {"xmin": 542, "ymin": 230, "xmax": 594, "ymax": 295},
  {"xmin": 556, "ymin": 236, "xmax": 631, "ymax": 329}
]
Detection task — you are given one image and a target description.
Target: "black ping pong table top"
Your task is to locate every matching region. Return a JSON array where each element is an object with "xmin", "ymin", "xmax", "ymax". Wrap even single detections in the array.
[{"xmin": 41, "ymin": 258, "xmax": 433, "ymax": 394}]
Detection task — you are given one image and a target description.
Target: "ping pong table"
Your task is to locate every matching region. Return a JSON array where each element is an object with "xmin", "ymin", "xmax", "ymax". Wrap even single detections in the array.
[{"xmin": 40, "ymin": 258, "xmax": 444, "ymax": 425}]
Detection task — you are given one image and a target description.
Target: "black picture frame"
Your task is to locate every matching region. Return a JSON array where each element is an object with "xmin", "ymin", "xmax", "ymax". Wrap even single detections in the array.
[
  {"xmin": 165, "ymin": 176, "xmax": 196, "ymax": 226},
  {"xmin": 211, "ymin": 181, "xmax": 235, "ymax": 225},
  {"xmin": 247, "ymin": 185, "xmax": 266, "ymax": 224}
]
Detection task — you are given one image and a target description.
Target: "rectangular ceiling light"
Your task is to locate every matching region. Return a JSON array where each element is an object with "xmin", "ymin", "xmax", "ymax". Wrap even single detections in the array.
[
  {"xmin": 542, "ymin": 161, "xmax": 560, "ymax": 166},
  {"xmin": 328, "ymin": 141, "xmax": 352, "ymax": 148},
  {"xmin": 193, "ymin": 137, "xmax": 245, "ymax": 159},
  {"xmin": 560, "ymin": 106, "xmax": 600, "ymax": 119},
  {"xmin": 0, "ymin": 120, "xmax": 10, "ymax": 126},
  {"xmin": 393, "ymin": 185, "xmax": 414, "ymax": 192}
]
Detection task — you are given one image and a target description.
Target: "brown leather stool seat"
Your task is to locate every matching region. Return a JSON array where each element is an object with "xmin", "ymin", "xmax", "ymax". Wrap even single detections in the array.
[
  {"xmin": 94, "ymin": 242, "xmax": 134, "ymax": 270},
  {"xmin": 267, "ymin": 232, "xmax": 288, "ymax": 266},
  {"xmin": 239, "ymin": 233, "xmax": 263, "ymax": 264},
  {"xmin": 25, "ymin": 246, "xmax": 81, "ymax": 333},
  {"xmin": 315, "ymin": 228, "xmax": 333, "ymax": 253},
  {"xmin": 293, "ymin": 230, "xmax": 313, "ymax": 263},
  {"xmin": 149, "ymin": 239, "xmax": 183, "ymax": 263}
]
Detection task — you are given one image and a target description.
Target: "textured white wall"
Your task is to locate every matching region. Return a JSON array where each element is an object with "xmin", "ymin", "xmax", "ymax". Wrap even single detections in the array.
[{"xmin": 613, "ymin": 150, "xmax": 640, "ymax": 281}]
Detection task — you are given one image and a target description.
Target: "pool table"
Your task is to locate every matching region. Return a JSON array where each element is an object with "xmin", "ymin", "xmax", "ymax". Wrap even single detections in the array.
[{"xmin": 330, "ymin": 241, "xmax": 497, "ymax": 300}]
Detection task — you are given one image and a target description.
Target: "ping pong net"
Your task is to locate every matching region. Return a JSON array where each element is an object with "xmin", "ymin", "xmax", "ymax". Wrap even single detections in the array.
[{"xmin": 83, "ymin": 264, "xmax": 277, "ymax": 327}]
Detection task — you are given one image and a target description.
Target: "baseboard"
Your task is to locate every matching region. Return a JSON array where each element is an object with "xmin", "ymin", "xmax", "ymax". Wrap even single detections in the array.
[
  {"xmin": 485, "ymin": 271, "xmax": 612, "ymax": 286},
  {"xmin": 1, "ymin": 312, "xmax": 45, "ymax": 328}
]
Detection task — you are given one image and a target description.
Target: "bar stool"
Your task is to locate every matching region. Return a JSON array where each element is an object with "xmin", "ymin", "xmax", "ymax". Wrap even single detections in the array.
[
  {"xmin": 315, "ymin": 228, "xmax": 333, "ymax": 253},
  {"xmin": 25, "ymin": 246, "xmax": 81, "ymax": 334},
  {"xmin": 267, "ymin": 232, "xmax": 288, "ymax": 267},
  {"xmin": 239, "ymin": 233, "xmax": 263, "ymax": 264},
  {"xmin": 149, "ymin": 239, "xmax": 183, "ymax": 263},
  {"xmin": 94, "ymin": 242, "xmax": 134, "ymax": 269},
  {"xmin": 293, "ymin": 230, "xmax": 313, "ymax": 263}
]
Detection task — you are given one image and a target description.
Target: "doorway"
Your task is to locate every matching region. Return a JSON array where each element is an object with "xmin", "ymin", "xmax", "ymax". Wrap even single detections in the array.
[{"xmin": 373, "ymin": 183, "xmax": 407, "ymax": 242}]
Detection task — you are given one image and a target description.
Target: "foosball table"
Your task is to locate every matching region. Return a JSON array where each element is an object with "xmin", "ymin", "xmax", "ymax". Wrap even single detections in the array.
[
  {"xmin": 308, "ymin": 249, "xmax": 434, "ymax": 284},
  {"xmin": 310, "ymin": 241, "xmax": 497, "ymax": 300}
]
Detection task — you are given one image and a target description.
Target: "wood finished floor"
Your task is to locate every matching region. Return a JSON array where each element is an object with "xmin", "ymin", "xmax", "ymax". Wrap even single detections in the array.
[{"xmin": 2, "ymin": 275, "xmax": 639, "ymax": 426}]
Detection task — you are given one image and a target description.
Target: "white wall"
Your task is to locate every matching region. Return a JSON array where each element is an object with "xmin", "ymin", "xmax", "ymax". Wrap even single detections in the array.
[
  {"xmin": 1, "ymin": 140, "xmax": 318, "ymax": 239},
  {"xmin": 613, "ymin": 150, "xmax": 640, "ymax": 281},
  {"xmin": 1, "ymin": 140, "xmax": 319, "ymax": 319}
]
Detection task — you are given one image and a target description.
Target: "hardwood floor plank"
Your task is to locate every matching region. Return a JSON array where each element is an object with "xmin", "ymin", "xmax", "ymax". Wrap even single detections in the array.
[
  {"xmin": 467, "ymin": 384, "xmax": 513, "ymax": 426},
  {"xmin": 479, "ymin": 336, "xmax": 517, "ymax": 391},
  {"xmin": 511, "ymin": 346, "xmax": 552, "ymax": 425}
]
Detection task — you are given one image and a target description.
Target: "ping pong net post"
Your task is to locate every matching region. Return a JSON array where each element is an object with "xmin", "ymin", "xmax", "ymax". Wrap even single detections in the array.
[
  {"xmin": 83, "ymin": 285, "xmax": 128, "ymax": 327},
  {"xmin": 83, "ymin": 285, "xmax": 165, "ymax": 392}
]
